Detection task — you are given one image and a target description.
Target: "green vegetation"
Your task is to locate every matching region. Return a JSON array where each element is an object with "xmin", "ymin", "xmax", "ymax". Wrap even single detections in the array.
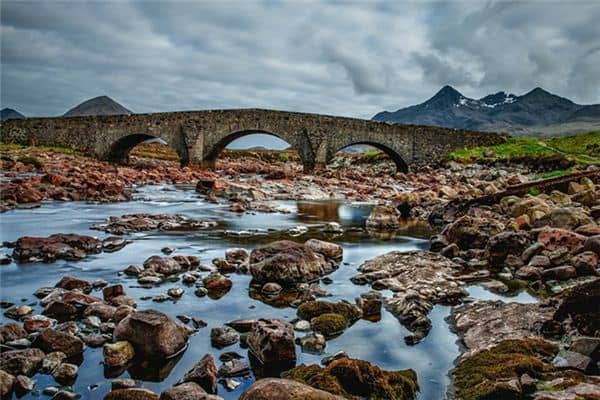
[
  {"xmin": 453, "ymin": 339, "xmax": 558, "ymax": 400},
  {"xmin": 449, "ymin": 130, "xmax": 600, "ymax": 167},
  {"xmin": 535, "ymin": 169, "xmax": 573, "ymax": 180},
  {"xmin": 277, "ymin": 152, "xmax": 290, "ymax": 163},
  {"xmin": 310, "ymin": 313, "xmax": 348, "ymax": 337},
  {"xmin": 360, "ymin": 148, "xmax": 385, "ymax": 163},
  {"xmin": 17, "ymin": 155, "xmax": 43, "ymax": 169},
  {"xmin": 0, "ymin": 142, "xmax": 82, "ymax": 156}
]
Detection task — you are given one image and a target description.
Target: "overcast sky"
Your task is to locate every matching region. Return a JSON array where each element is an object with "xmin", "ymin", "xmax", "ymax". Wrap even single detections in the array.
[{"xmin": 2, "ymin": 0, "xmax": 599, "ymax": 119}]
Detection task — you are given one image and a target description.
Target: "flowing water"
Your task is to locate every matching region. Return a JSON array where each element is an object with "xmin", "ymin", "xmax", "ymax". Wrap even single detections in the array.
[{"xmin": 0, "ymin": 185, "xmax": 537, "ymax": 399}]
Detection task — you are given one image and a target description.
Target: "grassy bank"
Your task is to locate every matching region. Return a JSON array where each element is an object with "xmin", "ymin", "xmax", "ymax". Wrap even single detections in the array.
[{"xmin": 449, "ymin": 130, "xmax": 600, "ymax": 167}]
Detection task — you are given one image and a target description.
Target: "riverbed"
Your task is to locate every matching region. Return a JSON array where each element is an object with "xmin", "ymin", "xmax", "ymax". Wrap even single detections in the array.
[{"xmin": 0, "ymin": 185, "xmax": 538, "ymax": 399}]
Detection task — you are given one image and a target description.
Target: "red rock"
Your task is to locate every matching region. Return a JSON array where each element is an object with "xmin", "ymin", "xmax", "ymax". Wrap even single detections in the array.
[{"xmin": 537, "ymin": 228, "xmax": 586, "ymax": 253}]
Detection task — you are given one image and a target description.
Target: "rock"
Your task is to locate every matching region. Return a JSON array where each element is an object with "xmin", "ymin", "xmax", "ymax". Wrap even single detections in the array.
[
  {"xmin": 181, "ymin": 354, "xmax": 218, "ymax": 394},
  {"xmin": 32, "ymin": 329, "xmax": 84, "ymax": 358},
  {"xmin": 583, "ymin": 235, "xmax": 600, "ymax": 255},
  {"xmin": 124, "ymin": 265, "xmax": 142, "ymax": 276},
  {"xmin": 261, "ymin": 282, "xmax": 282, "ymax": 296},
  {"xmin": 541, "ymin": 265, "xmax": 577, "ymax": 281},
  {"xmin": 352, "ymin": 251, "xmax": 465, "ymax": 343},
  {"xmin": 160, "ymin": 382, "xmax": 219, "ymax": 400},
  {"xmin": 551, "ymin": 279, "xmax": 599, "ymax": 336},
  {"xmin": 218, "ymin": 358, "xmax": 250, "ymax": 377},
  {"xmin": 529, "ymin": 255, "xmax": 551, "ymax": 269},
  {"xmin": 104, "ymin": 341, "xmax": 135, "ymax": 368},
  {"xmin": 310, "ymin": 313, "xmax": 348, "ymax": 337},
  {"xmin": 298, "ymin": 333, "xmax": 326, "ymax": 354},
  {"xmin": 113, "ymin": 305, "xmax": 135, "ymax": 322},
  {"xmin": 294, "ymin": 320, "xmax": 311, "ymax": 331},
  {"xmin": 52, "ymin": 362, "xmax": 78, "ymax": 384},
  {"xmin": 247, "ymin": 319, "xmax": 296, "ymax": 366},
  {"xmin": 210, "ymin": 326, "xmax": 239, "ymax": 348},
  {"xmin": 202, "ymin": 273, "xmax": 232, "ymax": 299},
  {"xmin": 536, "ymin": 228, "xmax": 586, "ymax": 254},
  {"xmin": 239, "ymin": 378, "xmax": 344, "ymax": 400},
  {"xmin": 225, "ymin": 319, "xmax": 256, "ymax": 333},
  {"xmin": 167, "ymin": 287, "xmax": 184, "ymax": 298},
  {"xmin": 569, "ymin": 337, "xmax": 600, "ymax": 361},
  {"xmin": 23, "ymin": 315, "xmax": 55, "ymax": 333},
  {"xmin": 11, "ymin": 233, "xmax": 106, "ymax": 263},
  {"xmin": 225, "ymin": 248, "xmax": 249, "ymax": 268},
  {"xmin": 0, "ymin": 348, "xmax": 44, "ymax": 376},
  {"xmin": 112, "ymin": 379, "xmax": 137, "ymax": 390},
  {"xmin": 297, "ymin": 301, "xmax": 362, "ymax": 324},
  {"xmin": 113, "ymin": 310, "xmax": 189, "ymax": 358},
  {"xmin": 41, "ymin": 351, "xmax": 66, "ymax": 373},
  {"xmin": 55, "ymin": 276, "xmax": 92, "ymax": 293},
  {"xmin": 143, "ymin": 256, "xmax": 183, "ymax": 275},
  {"xmin": 281, "ymin": 357, "xmax": 418, "ymax": 400},
  {"xmin": 515, "ymin": 265, "xmax": 543, "ymax": 280},
  {"xmin": 304, "ymin": 239, "xmax": 343, "ymax": 263},
  {"xmin": 485, "ymin": 231, "xmax": 532, "ymax": 267},
  {"xmin": 84, "ymin": 302, "xmax": 117, "ymax": 321},
  {"xmin": 15, "ymin": 374, "xmax": 34, "ymax": 393},
  {"xmin": 321, "ymin": 351, "xmax": 348, "ymax": 366},
  {"xmin": 365, "ymin": 205, "xmax": 401, "ymax": 230},
  {"xmin": 452, "ymin": 300, "xmax": 556, "ymax": 357},
  {"xmin": 103, "ymin": 284, "xmax": 126, "ymax": 302},
  {"xmin": 356, "ymin": 291, "xmax": 383, "ymax": 317},
  {"xmin": 552, "ymin": 349, "xmax": 593, "ymax": 373},
  {"xmin": 442, "ymin": 215, "xmax": 504, "ymax": 250},
  {"xmin": 91, "ymin": 214, "xmax": 215, "ymax": 235},
  {"xmin": 0, "ymin": 322, "xmax": 27, "ymax": 344},
  {"xmin": 249, "ymin": 240, "xmax": 341, "ymax": 285},
  {"xmin": 4, "ymin": 305, "xmax": 32, "ymax": 320},
  {"xmin": 322, "ymin": 222, "xmax": 343, "ymax": 234},
  {"xmin": 0, "ymin": 370, "xmax": 15, "ymax": 398},
  {"xmin": 104, "ymin": 388, "xmax": 160, "ymax": 400}
]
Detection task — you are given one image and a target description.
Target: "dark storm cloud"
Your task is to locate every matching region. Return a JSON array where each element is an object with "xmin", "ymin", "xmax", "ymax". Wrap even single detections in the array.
[{"xmin": 1, "ymin": 0, "xmax": 599, "ymax": 119}]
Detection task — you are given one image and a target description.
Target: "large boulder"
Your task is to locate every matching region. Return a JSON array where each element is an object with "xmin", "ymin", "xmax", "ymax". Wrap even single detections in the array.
[
  {"xmin": 250, "ymin": 240, "xmax": 341, "ymax": 285},
  {"xmin": 160, "ymin": 382, "xmax": 222, "ymax": 400},
  {"xmin": 0, "ymin": 370, "xmax": 15, "ymax": 398},
  {"xmin": 113, "ymin": 310, "xmax": 189, "ymax": 358},
  {"xmin": 143, "ymin": 256, "xmax": 183, "ymax": 275},
  {"xmin": 536, "ymin": 227, "xmax": 586, "ymax": 253},
  {"xmin": 247, "ymin": 319, "xmax": 296, "ymax": 366},
  {"xmin": 0, "ymin": 323, "xmax": 28, "ymax": 344},
  {"xmin": 240, "ymin": 378, "xmax": 345, "ymax": 400}
]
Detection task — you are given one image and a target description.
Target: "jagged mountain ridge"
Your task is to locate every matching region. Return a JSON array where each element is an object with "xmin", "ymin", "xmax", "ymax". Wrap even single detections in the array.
[
  {"xmin": 373, "ymin": 86, "xmax": 600, "ymax": 136},
  {"xmin": 63, "ymin": 96, "xmax": 132, "ymax": 117}
]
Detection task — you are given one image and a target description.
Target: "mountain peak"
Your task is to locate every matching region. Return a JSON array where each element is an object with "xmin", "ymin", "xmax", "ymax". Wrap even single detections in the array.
[
  {"xmin": 1, "ymin": 108, "xmax": 26, "ymax": 121},
  {"xmin": 64, "ymin": 96, "xmax": 132, "ymax": 117},
  {"xmin": 435, "ymin": 85, "xmax": 463, "ymax": 98}
]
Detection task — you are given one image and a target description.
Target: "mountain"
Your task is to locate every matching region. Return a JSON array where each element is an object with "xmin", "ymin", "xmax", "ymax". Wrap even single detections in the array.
[
  {"xmin": 64, "ymin": 96, "xmax": 132, "ymax": 117},
  {"xmin": 1, "ymin": 108, "xmax": 25, "ymax": 121},
  {"xmin": 373, "ymin": 86, "xmax": 600, "ymax": 136}
]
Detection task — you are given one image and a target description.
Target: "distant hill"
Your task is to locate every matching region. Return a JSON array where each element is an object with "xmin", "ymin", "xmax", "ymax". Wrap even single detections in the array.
[
  {"xmin": 1, "ymin": 108, "xmax": 25, "ymax": 121},
  {"xmin": 64, "ymin": 96, "xmax": 132, "ymax": 117},
  {"xmin": 373, "ymin": 86, "xmax": 600, "ymax": 136}
]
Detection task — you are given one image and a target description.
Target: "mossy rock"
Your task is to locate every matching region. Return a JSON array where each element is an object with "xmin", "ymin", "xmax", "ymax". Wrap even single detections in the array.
[
  {"xmin": 297, "ymin": 301, "xmax": 362, "ymax": 323},
  {"xmin": 310, "ymin": 313, "xmax": 348, "ymax": 337},
  {"xmin": 282, "ymin": 357, "xmax": 418, "ymax": 400},
  {"xmin": 453, "ymin": 338, "xmax": 559, "ymax": 400}
]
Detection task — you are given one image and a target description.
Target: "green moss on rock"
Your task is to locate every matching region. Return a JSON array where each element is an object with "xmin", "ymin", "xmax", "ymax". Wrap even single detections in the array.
[
  {"xmin": 282, "ymin": 357, "xmax": 418, "ymax": 400},
  {"xmin": 453, "ymin": 338, "xmax": 559, "ymax": 400},
  {"xmin": 297, "ymin": 301, "xmax": 362, "ymax": 323},
  {"xmin": 310, "ymin": 313, "xmax": 348, "ymax": 337}
]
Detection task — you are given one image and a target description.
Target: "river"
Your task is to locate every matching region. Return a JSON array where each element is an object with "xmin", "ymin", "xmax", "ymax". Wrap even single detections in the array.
[{"xmin": 0, "ymin": 184, "xmax": 537, "ymax": 399}]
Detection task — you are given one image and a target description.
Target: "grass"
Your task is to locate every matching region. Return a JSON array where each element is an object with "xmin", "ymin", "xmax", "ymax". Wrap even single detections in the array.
[
  {"xmin": 0, "ymin": 142, "xmax": 82, "ymax": 155},
  {"xmin": 449, "ymin": 130, "xmax": 600, "ymax": 167}
]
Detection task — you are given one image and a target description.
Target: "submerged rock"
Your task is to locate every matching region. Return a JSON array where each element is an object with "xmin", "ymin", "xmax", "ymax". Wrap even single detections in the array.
[
  {"xmin": 0, "ymin": 348, "xmax": 44, "ymax": 376},
  {"xmin": 180, "ymin": 354, "xmax": 218, "ymax": 394},
  {"xmin": 365, "ymin": 205, "xmax": 402, "ymax": 230},
  {"xmin": 247, "ymin": 319, "xmax": 296, "ymax": 367}
]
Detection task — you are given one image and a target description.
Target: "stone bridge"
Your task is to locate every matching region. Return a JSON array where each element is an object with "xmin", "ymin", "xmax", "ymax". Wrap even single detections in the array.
[{"xmin": 0, "ymin": 109, "xmax": 506, "ymax": 172}]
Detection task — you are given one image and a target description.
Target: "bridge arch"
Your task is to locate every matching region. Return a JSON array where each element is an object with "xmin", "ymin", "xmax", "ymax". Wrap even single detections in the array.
[
  {"xmin": 327, "ymin": 141, "xmax": 409, "ymax": 173},
  {"xmin": 201, "ymin": 129, "xmax": 310, "ymax": 171},
  {"xmin": 104, "ymin": 133, "xmax": 188, "ymax": 165}
]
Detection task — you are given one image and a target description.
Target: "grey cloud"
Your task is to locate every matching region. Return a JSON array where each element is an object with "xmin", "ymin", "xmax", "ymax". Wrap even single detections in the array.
[{"xmin": 1, "ymin": 0, "xmax": 598, "ymax": 119}]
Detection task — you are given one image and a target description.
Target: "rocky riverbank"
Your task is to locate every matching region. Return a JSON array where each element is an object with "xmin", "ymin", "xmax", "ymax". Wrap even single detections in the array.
[{"xmin": 1, "ymin": 144, "xmax": 599, "ymax": 399}]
